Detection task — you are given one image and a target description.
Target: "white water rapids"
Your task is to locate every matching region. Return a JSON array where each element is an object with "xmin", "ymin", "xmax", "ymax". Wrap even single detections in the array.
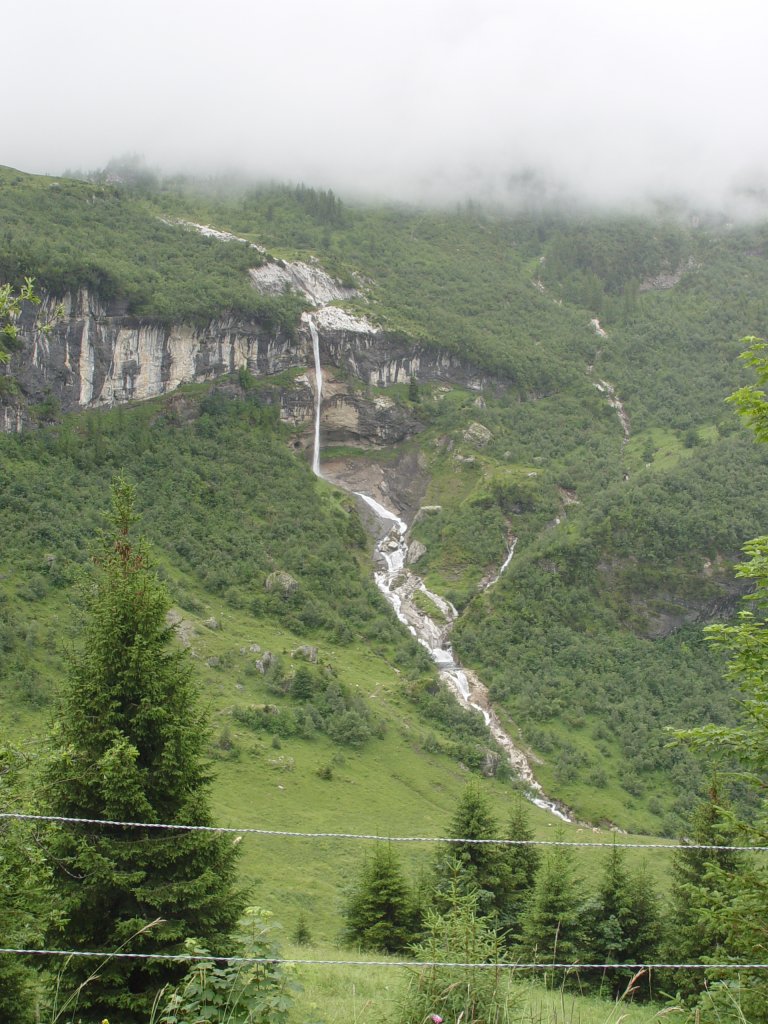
[{"xmin": 307, "ymin": 316, "xmax": 570, "ymax": 821}]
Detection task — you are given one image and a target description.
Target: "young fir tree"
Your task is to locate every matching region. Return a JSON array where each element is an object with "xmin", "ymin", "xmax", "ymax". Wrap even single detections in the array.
[
  {"xmin": 503, "ymin": 798, "xmax": 540, "ymax": 937},
  {"xmin": 433, "ymin": 783, "xmax": 512, "ymax": 925},
  {"xmin": 519, "ymin": 836, "xmax": 587, "ymax": 969},
  {"xmin": 343, "ymin": 843, "xmax": 418, "ymax": 953},
  {"xmin": 401, "ymin": 883, "xmax": 507, "ymax": 1024},
  {"xmin": 664, "ymin": 789, "xmax": 744, "ymax": 1005},
  {"xmin": 584, "ymin": 844, "xmax": 662, "ymax": 998},
  {"xmin": 41, "ymin": 477, "xmax": 244, "ymax": 1022}
]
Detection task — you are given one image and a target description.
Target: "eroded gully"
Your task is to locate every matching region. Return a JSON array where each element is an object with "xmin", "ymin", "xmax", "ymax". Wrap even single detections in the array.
[{"xmin": 307, "ymin": 316, "xmax": 571, "ymax": 822}]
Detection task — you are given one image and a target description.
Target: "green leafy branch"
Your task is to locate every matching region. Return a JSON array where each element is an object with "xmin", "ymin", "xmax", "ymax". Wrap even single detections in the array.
[{"xmin": 0, "ymin": 276, "xmax": 63, "ymax": 365}]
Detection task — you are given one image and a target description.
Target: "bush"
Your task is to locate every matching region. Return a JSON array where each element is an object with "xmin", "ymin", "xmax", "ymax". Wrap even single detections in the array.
[
  {"xmin": 152, "ymin": 908, "xmax": 299, "ymax": 1024},
  {"xmin": 400, "ymin": 885, "xmax": 509, "ymax": 1024}
]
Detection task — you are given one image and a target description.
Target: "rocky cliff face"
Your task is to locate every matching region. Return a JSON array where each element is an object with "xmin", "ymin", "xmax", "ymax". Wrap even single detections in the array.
[
  {"xmin": 313, "ymin": 306, "xmax": 493, "ymax": 390},
  {"xmin": 3, "ymin": 289, "xmax": 304, "ymax": 427},
  {"xmin": 248, "ymin": 261, "xmax": 358, "ymax": 306},
  {"xmin": 1, "ymin": 290, "xmax": 491, "ymax": 446}
]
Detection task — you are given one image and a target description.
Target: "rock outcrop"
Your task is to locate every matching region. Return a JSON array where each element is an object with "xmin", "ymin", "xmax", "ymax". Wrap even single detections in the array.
[
  {"xmin": 315, "ymin": 306, "xmax": 493, "ymax": 390},
  {"xmin": 2, "ymin": 291, "xmax": 496, "ymax": 442},
  {"xmin": 265, "ymin": 571, "xmax": 299, "ymax": 595},
  {"xmin": 463, "ymin": 421, "xmax": 493, "ymax": 448},
  {"xmin": 249, "ymin": 261, "xmax": 357, "ymax": 306},
  {"xmin": 3, "ymin": 289, "xmax": 303, "ymax": 428}
]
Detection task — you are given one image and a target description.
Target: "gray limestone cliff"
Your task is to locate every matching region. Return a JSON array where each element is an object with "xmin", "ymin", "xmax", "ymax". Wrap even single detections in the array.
[
  {"xmin": 2, "ymin": 289, "xmax": 302, "ymax": 430},
  {"xmin": 0, "ymin": 290, "xmax": 495, "ymax": 445}
]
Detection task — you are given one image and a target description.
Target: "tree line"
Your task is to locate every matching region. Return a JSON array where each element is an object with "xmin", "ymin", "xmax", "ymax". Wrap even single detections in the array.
[{"xmin": 340, "ymin": 781, "xmax": 748, "ymax": 1011}]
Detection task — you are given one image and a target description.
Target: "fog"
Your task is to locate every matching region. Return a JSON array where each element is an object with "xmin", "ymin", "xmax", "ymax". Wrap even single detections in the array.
[{"xmin": 5, "ymin": 0, "xmax": 768, "ymax": 209}]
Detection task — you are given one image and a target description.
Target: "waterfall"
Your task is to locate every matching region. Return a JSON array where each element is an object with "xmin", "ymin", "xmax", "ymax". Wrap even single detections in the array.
[
  {"xmin": 484, "ymin": 538, "xmax": 517, "ymax": 590},
  {"xmin": 309, "ymin": 318, "xmax": 323, "ymax": 477}
]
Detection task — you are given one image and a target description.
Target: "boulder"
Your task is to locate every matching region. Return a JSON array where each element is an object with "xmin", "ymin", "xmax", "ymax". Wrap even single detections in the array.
[
  {"xmin": 265, "ymin": 571, "xmax": 298, "ymax": 595},
  {"xmin": 407, "ymin": 540, "xmax": 427, "ymax": 564},
  {"xmin": 463, "ymin": 422, "xmax": 493, "ymax": 448},
  {"xmin": 255, "ymin": 652, "xmax": 274, "ymax": 673},
  {"xmin": 293, "ymin": 645, "xmax": 318, "ymax": 663}
]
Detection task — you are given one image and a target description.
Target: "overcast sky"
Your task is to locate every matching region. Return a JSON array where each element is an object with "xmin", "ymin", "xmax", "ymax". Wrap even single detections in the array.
[{"xmin": 5, "ymin": 0, "xmax": 768, "ymax": 208}]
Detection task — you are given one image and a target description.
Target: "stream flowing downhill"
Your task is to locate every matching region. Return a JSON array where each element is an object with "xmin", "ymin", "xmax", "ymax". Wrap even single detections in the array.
[
  {"xmin": 306, "ymin": 315, "xmax": 571, "ymax": 822},
  {"xmin": 588, "ymin": 323, "xmax": 631, "ymax": 455}
]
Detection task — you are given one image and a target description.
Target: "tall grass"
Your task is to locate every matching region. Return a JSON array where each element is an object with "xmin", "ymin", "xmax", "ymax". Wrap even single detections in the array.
[{"xmin": 285, "ymin": 944, "xmax": 681, "ymax": 1024}]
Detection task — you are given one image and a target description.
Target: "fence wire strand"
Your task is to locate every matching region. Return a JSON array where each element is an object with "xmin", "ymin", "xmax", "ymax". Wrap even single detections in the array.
[
  {"xmin": 1, "ymin": 947, "xmax": 768, "ymax": 971},
  {"xmin": 2, "ymin": 812, "xmax": 767, "ymax": 852},
  {"xmin": 3, "ymin": 815, "xmax": 768, "ymax": 974}
]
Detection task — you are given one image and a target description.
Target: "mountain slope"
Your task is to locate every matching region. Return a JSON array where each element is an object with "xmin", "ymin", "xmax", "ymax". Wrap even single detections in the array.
[{"xmin": 2, "ymin": 166, "xmax": 768, "ymax": 835}]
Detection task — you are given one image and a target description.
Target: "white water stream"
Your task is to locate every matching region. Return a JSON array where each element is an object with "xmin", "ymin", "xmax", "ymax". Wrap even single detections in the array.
[
  {"xmin": 309, "ymin": 319, "xmax": 323, "ymax": 477},
  {"xmin": 307, "ymin": 316, "xmax": 570, "ymax": 821},
  {"xmin": 594, "ymin": 378, "xmax": 630, "ymax": 445}
]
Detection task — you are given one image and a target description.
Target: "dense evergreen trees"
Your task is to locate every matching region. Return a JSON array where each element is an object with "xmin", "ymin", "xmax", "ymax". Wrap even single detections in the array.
[
  {"xmin": 41, "ymin": 477, "xmax": 244, "ymax": 1021},
  {"xmin": 343, "ymin": 783, "xmax": 669, "ymax": 1000}
]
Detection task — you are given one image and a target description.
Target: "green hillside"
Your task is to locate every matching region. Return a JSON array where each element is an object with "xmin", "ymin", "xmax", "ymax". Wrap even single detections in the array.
[
  {"xmin": 4, "ymin": 165, "xmax": 768, "ymax": 1020},
  {"xmin": 2, "ymin": 389, "xmax": 671, "ymax": 948},
  {"xmin": 3, "ymin": 165, "xmax": 768, "ymax": 829}
]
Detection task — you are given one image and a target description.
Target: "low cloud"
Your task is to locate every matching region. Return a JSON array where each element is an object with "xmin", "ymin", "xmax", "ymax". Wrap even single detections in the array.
[{"xmin": 5, "ymin": 0, "xmax": 768, "ymax": 210}]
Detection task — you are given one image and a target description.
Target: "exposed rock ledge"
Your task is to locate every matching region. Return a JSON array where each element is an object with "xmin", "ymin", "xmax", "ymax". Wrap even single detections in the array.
[
  {"xmin": 250, "ymin": 261, "xmax": 358, "ymax": 306},
  {"xmin": 2, "ymin": 288, "xmax": 504, "ymax": 435}
]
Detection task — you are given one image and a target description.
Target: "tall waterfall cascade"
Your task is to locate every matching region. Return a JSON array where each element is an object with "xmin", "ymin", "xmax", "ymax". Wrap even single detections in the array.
[
  {"xmin": 309, "ymin": 318, "xmax": 323, "ymax": 478},
  {"xmin": 307, "ymin": 316, "xmax": 570, "ymax": 821}
]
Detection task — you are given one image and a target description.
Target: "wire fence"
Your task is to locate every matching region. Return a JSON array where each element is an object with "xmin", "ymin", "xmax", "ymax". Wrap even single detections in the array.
[
  {"xmin": 2, "ymin": 811, "xmax": 767, "ymax": 852},
  {"xmin": 3, "ymin": 811, "xmax": 766, "ymax": 974},
  {"xmin": 1, "ymin": 947, "xmax": 768, "ymax": 971}
]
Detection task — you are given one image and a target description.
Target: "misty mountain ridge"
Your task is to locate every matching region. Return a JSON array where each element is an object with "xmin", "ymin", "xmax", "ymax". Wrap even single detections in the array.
[{"xmin": 61, "ymin": 154, "xmax": 768, "ymax": 222}]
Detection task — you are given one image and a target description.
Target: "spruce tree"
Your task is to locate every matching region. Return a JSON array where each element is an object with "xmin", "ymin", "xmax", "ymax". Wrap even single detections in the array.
[
  {"xmin": 503, "ymin": 799, "xmax": 540, "ymax": 937},
  {"xmin": 433, "ymin": 783, "xmax": 512, "ymax": 924},
  {"xmin": 343, "ymin": 844, "xmax": 418, "ymax": 952},
  {"xmin": 401, "ymin": 883, "xmax": 507, "ymax": 1024},
  {"xmin": 584, "ymin": 844, "xmax": 662, "ymax": 998},
  {"xmin": 664, "ymin": 789, "xmax": 744, "ymax": 1005},
  {"xmin": 519, "ymin": 836, "xmax": 586, "ymax": 968},
  {"xmin": 41, "ymin": 477, "xmax": 244, "ymax": 1022}
]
